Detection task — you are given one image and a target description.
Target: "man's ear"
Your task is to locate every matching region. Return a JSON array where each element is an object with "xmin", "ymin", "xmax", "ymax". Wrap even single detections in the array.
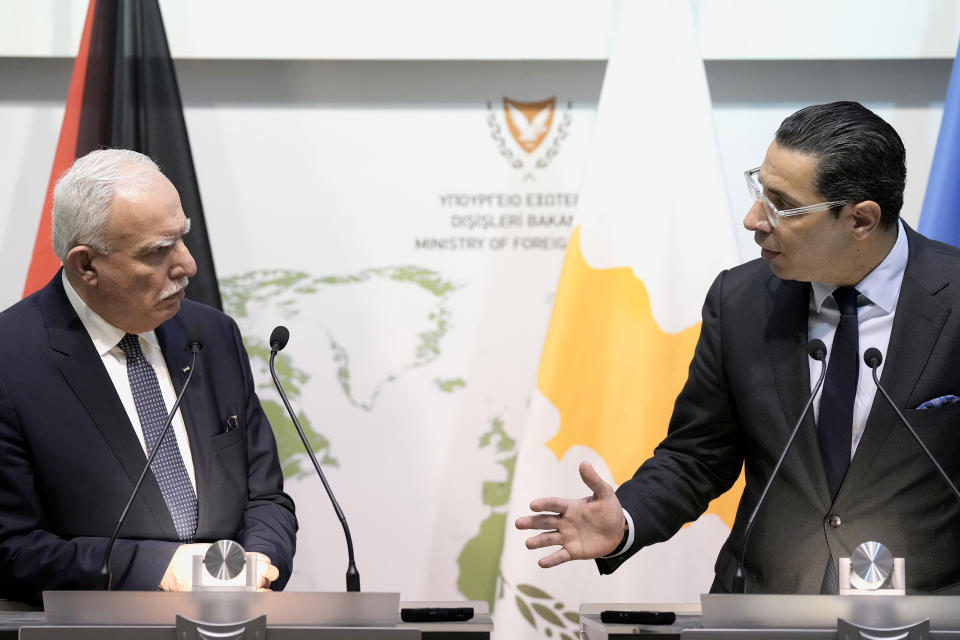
[
  {"xmin": 64, "ymin": 245, "xmax": 99, "ymax": 287},
  {"xmin": 849, "ymin": 200, "xmax": 882, "ymax": 238}
]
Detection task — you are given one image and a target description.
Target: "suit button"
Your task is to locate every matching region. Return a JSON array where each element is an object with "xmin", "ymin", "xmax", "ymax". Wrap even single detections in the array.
[{"xmin": 827, "ymin": 514, "xmax": 842, "ymax": 528}]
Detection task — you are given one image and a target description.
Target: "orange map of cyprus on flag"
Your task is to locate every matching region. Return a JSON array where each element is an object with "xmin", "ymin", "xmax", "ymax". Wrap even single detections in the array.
[{"xmin": 539, "ymin": 226, "xmax": 743, "ymax": 527}]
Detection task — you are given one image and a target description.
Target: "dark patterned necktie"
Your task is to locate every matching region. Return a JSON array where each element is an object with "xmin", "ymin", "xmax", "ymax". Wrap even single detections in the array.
[
  {"xmin": 818, "ymin": 286, "xmax": 859, "ymax": 499},
  {"xmin": 118, "ymin": 333, "xmax": 198, "ymax": 540}
]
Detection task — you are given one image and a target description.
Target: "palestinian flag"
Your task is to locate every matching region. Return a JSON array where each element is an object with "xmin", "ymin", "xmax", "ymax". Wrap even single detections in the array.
[{"xmin": 24, "ymin": 0, "xmax": 221, "ymax": 310}]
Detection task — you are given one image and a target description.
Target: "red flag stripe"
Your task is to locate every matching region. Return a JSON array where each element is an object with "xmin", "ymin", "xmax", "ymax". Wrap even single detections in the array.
[{"xmin": 22, "ymin": 0, "xmax": 98, "ymax": 298}]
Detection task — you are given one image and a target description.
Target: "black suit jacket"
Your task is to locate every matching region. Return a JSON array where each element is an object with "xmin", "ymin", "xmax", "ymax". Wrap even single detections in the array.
[
  {"xmin": 598, "ymin": 224, "xmax": 960, "ymax": 594},
  {"xmin": 0, "ymin": 274, "xmax": 297, "ymax": 603}
]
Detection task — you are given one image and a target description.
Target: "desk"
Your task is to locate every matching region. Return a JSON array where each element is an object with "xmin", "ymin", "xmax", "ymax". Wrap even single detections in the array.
[
  {"xmin": 580, "ymin": 596, "xmax": 960, "ymax": 639},
  {"xmin": 0, "ymin": 598, "xmax": 491, "ymax": 639}
]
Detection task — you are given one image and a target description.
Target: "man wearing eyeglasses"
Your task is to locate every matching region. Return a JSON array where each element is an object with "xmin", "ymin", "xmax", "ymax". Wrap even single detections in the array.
[{"xmin": 517, "ymin": 101, "xmax": 960, "ymax": 594}]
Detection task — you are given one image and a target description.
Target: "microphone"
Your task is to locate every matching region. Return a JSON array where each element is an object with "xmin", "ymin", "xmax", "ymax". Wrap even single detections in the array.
[
  {"xmin": 863, "ymin": 348, "xmax": 960, "ymax": 503},
  {"xmin": 733, "ymin": 338, "xmax": 828, "ymax": 593},
  {"xmin": 96, "ymin": 332, "xmax": 203, "ymax": 590},
  {"xmin": 268, "ymin": 325, "xmax": 360, "ymax": 592},
  {"xmin": 270, "ymin": 325, "xmax": 289, "ymax": 352}
]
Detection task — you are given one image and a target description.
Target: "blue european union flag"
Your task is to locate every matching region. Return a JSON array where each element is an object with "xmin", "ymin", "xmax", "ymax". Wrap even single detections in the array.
[{"xmin": 920, "ymin": 41, "xmax": 960, "ymax": 247}]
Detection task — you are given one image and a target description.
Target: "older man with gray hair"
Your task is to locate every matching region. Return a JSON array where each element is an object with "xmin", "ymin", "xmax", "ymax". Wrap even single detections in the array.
[{"xmin": 0, "ymin": 149, "xmax": 297, "ymax": 604}]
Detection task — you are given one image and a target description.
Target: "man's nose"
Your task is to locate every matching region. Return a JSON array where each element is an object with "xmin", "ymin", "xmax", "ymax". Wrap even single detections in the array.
[
  {"xmin": 743, "ymin": 199, "xmax": 773, "ymax": 234},
  {"xmin": 172, "ymin": 240, "xmax": 198, "ymax": 278}
]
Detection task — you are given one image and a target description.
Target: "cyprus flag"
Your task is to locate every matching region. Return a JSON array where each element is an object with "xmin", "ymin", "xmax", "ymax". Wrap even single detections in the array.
[{"xmin": 496, "ymin": 1, "xmax": 743, "ymax": 638}]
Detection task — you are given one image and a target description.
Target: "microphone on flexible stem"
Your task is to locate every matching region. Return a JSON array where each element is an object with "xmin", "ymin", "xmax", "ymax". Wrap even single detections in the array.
[
  {"xmin": 96, "ymin": 332, "xmax": 203, "ymax": 590},
  {"xmin": 733, "ymin": 338, "xmax": 828, "ymax": 594},
  {"xmin": 268, "ymin": 325, "xmax": 360, "ymax": 592},
  {"xmin": 863, "ymin": 348, "xmax": 960, "ymax": 503}
]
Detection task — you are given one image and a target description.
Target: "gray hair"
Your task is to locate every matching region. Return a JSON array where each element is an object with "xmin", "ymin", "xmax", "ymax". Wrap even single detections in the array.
[{"xmin": 51, "ymin": 149, "xmax": 162, "ymax": 261}]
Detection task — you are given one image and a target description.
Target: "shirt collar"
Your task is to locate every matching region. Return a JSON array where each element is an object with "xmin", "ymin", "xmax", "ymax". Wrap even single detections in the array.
[
  {"xmin": 811, "ymin": 218, "xmax": 908, "ymax": 313},
  {"xmin": 61, "ymin": 271, "xmax": 161, "ymax": 356}
]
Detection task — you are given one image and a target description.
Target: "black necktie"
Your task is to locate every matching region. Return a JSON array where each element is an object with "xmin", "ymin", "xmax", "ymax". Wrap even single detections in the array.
[{"xmin": 818, "ymin": 286, "xmax": 859, "ymax": 499}]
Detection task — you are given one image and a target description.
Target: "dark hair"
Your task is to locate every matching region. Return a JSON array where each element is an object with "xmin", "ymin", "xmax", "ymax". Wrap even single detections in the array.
[{"xmin": 774, "ymin": 101, "xmax": 906, "ymax": 229}]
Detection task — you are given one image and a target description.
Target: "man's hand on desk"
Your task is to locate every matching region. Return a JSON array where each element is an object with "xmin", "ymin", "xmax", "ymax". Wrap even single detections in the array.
[
  {"xmin": 159, "ymin": 543, "xmax": 210, "ymax": 591},
  {"xmin": 250, "ymin": 552, "xmax": 280, "ymax": 590},
  {"xmin": 159, "ymin": 543, "xmax": 281, "ymax": 591}
]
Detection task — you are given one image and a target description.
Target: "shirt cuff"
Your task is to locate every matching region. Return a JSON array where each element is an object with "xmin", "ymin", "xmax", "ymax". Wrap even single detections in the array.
[{"xmin": 602, "ymin": 508, "xmax": 635, "ymax": 559}]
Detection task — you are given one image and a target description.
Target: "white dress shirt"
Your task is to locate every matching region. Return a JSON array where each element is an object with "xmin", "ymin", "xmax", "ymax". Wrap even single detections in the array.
[
  {"xmin": 808, "ymin": 219, "xmax": 908, "ymax": 460},
  {"xmin": 61, "ymin": 272, "xmax": 197, "ymax": 492}
]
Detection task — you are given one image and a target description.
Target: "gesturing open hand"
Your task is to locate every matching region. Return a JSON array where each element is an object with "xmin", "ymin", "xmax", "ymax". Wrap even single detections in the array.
[{"xmin": 515, "ymin": 461, "xmax": 627, "ymax": 568}]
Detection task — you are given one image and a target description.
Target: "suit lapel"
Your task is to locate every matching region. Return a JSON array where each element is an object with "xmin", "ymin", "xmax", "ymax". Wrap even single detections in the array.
[
  {"xmin": 842, "ymin": 228, "xmax": 950, "ymax": 495},
  {"xmin": 40, "ymin": 276, "xmax": 178, "ymax": 539},
  {"xmin": 767, "ymin": 276, "xmax": 832, "ymax": 509}
]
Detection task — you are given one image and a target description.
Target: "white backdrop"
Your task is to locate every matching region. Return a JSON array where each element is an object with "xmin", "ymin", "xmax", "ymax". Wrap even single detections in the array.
[{"xmin": 0, "ymin": 2, "xmax": 958, "ymax": 636}]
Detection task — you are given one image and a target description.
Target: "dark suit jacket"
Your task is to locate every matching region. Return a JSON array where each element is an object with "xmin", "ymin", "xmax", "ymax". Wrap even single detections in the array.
[
  {"xmin": 0, "ymin": 274, "xmax": 297, "ymax": 603},
  {"xmin": 598, "ymin": 224, "xmax": 960, "ymax": 594}
]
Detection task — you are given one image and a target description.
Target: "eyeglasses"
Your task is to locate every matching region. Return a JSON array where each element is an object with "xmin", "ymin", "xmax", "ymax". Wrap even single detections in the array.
[{"xmin": 744, "ymin": 167, "xmax": 846, "ymax": 228}]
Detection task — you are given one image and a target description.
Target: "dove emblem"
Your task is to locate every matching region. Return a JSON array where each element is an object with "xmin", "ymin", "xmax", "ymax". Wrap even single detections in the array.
[{"xmin": 503, "ymin": 97, "xmax": 556, "ymax": 153}]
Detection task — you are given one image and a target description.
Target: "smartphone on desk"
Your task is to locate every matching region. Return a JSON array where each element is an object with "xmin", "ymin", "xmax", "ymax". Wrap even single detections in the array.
[
  {"xmin": 400, "ymin": 607, "xmax": 474, "ymax": 623},
  {"xmin": 600, "ymin": 610, "xmax": 676, "ymax": 625}
]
